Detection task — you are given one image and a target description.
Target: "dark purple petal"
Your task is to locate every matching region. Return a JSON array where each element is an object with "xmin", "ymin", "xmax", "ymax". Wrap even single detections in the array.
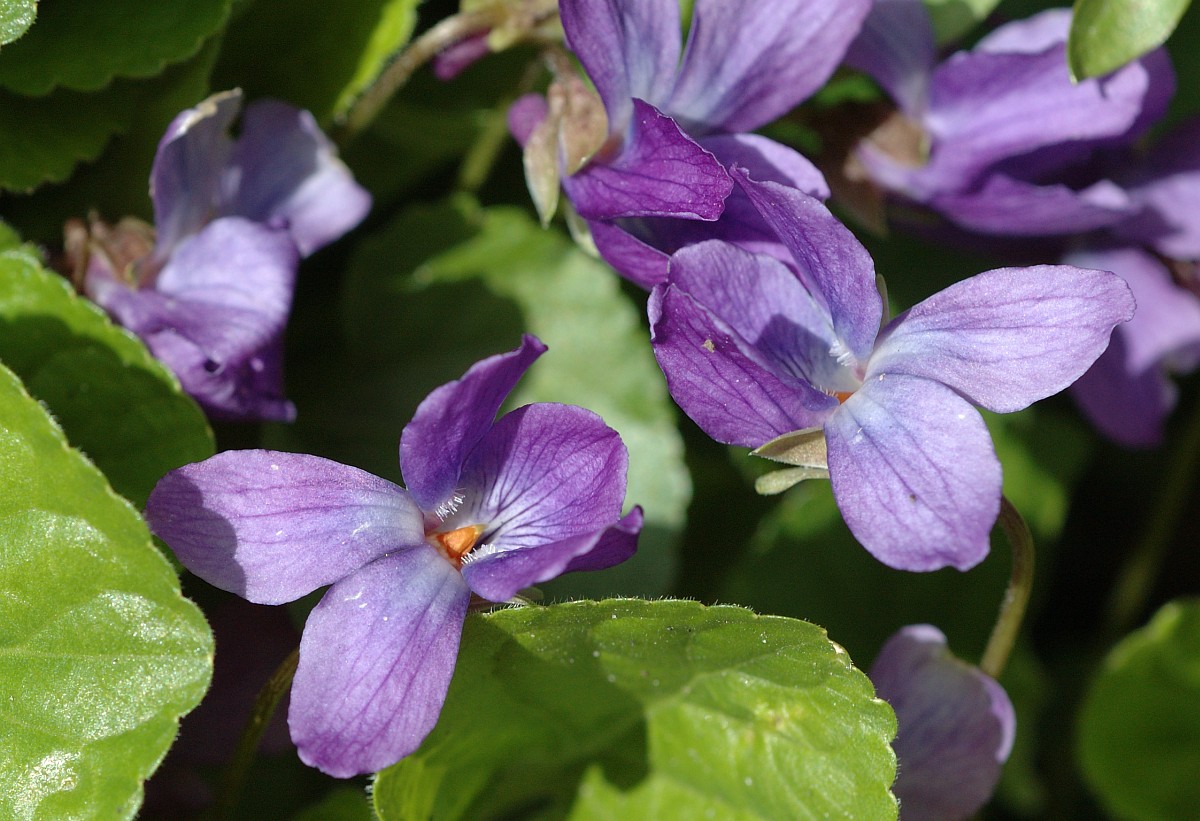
[
  {"xmin": 870, "ymin": 625, "xmax": 1015, "ymax": 821},
  {"xmin": 563, "ymin": 99, "xmax": 733, "ymax": 221},
  {"xmin": 590, "ymin": 219, "xmax": 672, "ymax": 289},
  {"xmin": 700, "ymin": 134, "xmax": 830, "ymax": 199},
  {"xmin": 559, "ymin": 0, "xmax": 681, "ymax": 132},
  {"xmin": 145, "ymin": 451, "xmax": 425, "ymax": 605},
  {"xmin": 227, "ymin": 100, "xmax": 371, "ymax": 256},
  {"xmin": 649, "ymin": 282, "xmax": 837, "ymax": 448},
  {"xmin": 289, "ymin": 544, "xmax": 471, "ymax": 777},
  {"xmin": 668, "ymin": 240, "xmax": 854, "ymax": 393},
  {"xmin": 150, "ymin": 90, "xmax": 240, "ymax": 259},
  {"xmin": 462, "ymin": 508, "xmax": 643, "ymax": 602},
  {"xmin": 400, "ymin": 335, "xmax": 546, "ymax": 513},
  {"xmin": 736, "ymin": 170, "xmax": 883, "ymax": 362},
  {"xmin": 825, "ymin": 375, "xmax": 1001, "ymax": 572},
  {"xmin": 845, "ymin": 0, "xmax": 936, "ymax": 115},
  {"xmin": 88, "ymin": 217, "xmax": 300, "ymax": 421},
  {"xmin": 434, "ymin": 32, "xmax": 490, "ymax": 81},
  {"xmin": 1071, "ymin": 331, "xmax": 1176, "ymax": 449},
  {"xmin": 667, "ymin": 0, "xmax": 871, "ymax": 133},
  {"xmin": 445, "ymin": 403, "xmax": 629, "ymax": 548},
  {"xmin": 1119, "ymin": 117, "xmax": 1200, "ymax": 258},
  {"xmin": 870, "ymin": 264, "xmax": 1135, "ymax": 413},
  {"xmin": 923, "ymin": 174, "xmax": 1134, "ymax": 236}
]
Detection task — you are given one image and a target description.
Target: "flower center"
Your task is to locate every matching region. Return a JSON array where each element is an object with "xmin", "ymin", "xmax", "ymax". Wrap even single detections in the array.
[{"xmin": 431, "ymin": 523, "xmax": 486, "ymax": 569}]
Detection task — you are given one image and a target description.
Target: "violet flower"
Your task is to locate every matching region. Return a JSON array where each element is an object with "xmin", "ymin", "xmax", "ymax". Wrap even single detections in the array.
[
  {"xmin": 145, "ymin": 336, "xmax": 642, "ymax": 777},
  {"xmin": 649, "ymin": 169, "xmax": 1133, "ymax": 571},
  {"xmin": 870, "ymin": 625, "xmax": 1015, "ymax": 821},
  {"xmin": 844, "ymin": 2, "xmax": 1173, "ymax": 237},
  {"xmin": 74, "ymin": 89, "xmax": 371, "ymax": 422},
  {"xmin": 512, "ymin": 0, "xmax": 869, "ymax": 288}
]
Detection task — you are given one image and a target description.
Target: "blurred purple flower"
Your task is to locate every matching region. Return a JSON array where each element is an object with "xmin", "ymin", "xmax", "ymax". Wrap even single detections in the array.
[
  {"xmin": 870, "ymin": 625, "xmax": 1015, "ymax": 821},
  {"xmin": 649, "ymin": 170, "xmax": 1133, "ymax": 571},
  {"xmin": 76, "ymin": 89, "xmax": 371, "ymax": 422},
  {"xmin": 512, "ymin": 0, "xmax": 869, "ymax": 287},
  {"xmin": 845, "ymin": 3, "xmax": 1172, "ymax": 237},
  {"xmin": 145, "ymin": 336, "xmax": 642, "ymax": 777}
]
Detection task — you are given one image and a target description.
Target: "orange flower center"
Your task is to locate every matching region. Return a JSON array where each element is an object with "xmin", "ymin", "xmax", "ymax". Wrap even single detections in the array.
[{"xmin": 432, "ymin": 523, "xmax": 486, "ymax": 569}]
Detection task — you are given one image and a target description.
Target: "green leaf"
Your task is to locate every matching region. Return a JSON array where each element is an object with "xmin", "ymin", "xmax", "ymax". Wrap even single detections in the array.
[
  {"xmin": 0, "ymin": 0, "xmax": 230, "ymax": 94},
  {"xmin": 293, "ymin": 787, "xmax": 374, "ymax": 821},
  {"xmin": 922, "ymin": 0, "xmax": 1004, "ymax": 42},
  {"xmin": 333, "ymin": 0, "xmax": 424, "ymax": 119},
  {"xmin": 0, "ymin": 251, "xmax": 214, "ymax": 507},
  {"xmin": 0, "ymin": 362, "xmax": 213, "ymax": 819},
  {"xmin": 1069, "ymin": 0, "xmax": 1191, "ymax": 80},
  {"xmin": 0, "ymin": 0, "xmax": 36, "ymax": 46},
  {"xmin": 1078, "ymin": 598, "xmax": 1200, "ymax": 820},
  {"xmin": 284, "ymin": 196, "xmax": 689, "ymax": 596},
  {"xmin": 373, "ymin": 600, "xmax": 898, "ymax": 821}
]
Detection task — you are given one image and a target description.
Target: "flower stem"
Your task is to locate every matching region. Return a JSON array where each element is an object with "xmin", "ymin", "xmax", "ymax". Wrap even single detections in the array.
[
  {"xmin": 1105, "ymin": 394, "xmax": 1200, "ymax": 637},
  {"xmin": 979, "ymin": 496, "xmax": 1035, "ymax": 679},
  {"xmin": 211, "ymin": 646, "xmax": 300, "ymax": 821}
]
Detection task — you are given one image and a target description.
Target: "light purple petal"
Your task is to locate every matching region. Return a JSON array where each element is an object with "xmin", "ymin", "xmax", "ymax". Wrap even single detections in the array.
[
  {"xmin": 649, "ymin": 283, "xmax": 838, "ymax": 448},
  {"xmin": 90, "ymin": 217, "xmax": 300, "ymax": 422},
  {"xmin": 667, "ymin": 0, "xmax": 871, "ymax": 133},
  {"xmin": 870, "ymin": 625, "xmax": 1015, "ymax": 821},
  {"xmin": 463, "ymin": 508, "xmax": 643, "ymax": 602},
  {"xmin": 668, "ymin": 240, "xmax": 854, "ymax": 393},
  {"xmin": 869, "ymin": 264, "xmax": 1135, "ymax": 414},
  {"xmin": 226, "ymin": 100, "xmax": 371, "ymax": 256},
  {"xmin": 150, "ymin": 90, "xmax": 240, "ymax": 259},
  {"xmin": 401, "ymin": 335, "xmax": 546, "ymax": 513},
  {"xmin": 1071, "ymin": 330, "xmax": 1176, "ymax": 449},
  {"xmin": 736, "ymin": 170, "xmax": 883, "ymax": 362},
  {"xmin": 443, "ymin": 403, "xmax": 629, "ymax": 548},
  {"xmin": 844, "ymin": 0, "xmax": 936, "ymax": 115},
  {"xmin": 825, "ymin": 375, "xmax": 1001, "ymax": 572},
  {"xmin": 973, "ymin": 8, "xmax": 1070, "ymax": 53},
  {"xmin": 558, "ymin": 0, "xmax": 681, "ymax": 132},
  {"xmin": 289, "ymin": 544, "xmax": 470, "ymax": 777},
  {"xmin": 563, "ymin": 99, "xmax": 733, "ymax": 221},
  {"xmin": 925, "ymin": 174, "xmax": 1135, "ymax": 236},
  {"xmin": 145, "ymin": 450, "xmax": 425, "ymax": 605},
  {"xmin": 508, "ymin": 93, "xmax": 549, "ymax": 148}
]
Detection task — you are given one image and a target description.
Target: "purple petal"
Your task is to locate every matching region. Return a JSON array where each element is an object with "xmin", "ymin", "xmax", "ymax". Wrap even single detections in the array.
[
  {"xmin": 667, "ymin": 0, "xmax": 871, "ymax": 133},
  {"xmin": 845, "ymin": 0, "xmax": 937, "ymax": 115},
  {"xmin": 923, "ymin": 174, "xmax": 1135, "ymax": 236},
  {"xmin": 444, "ymin": 403, "xmax": 629, "ymax": 548},
  {"xmin": 649, "ymin": 282, "xmax": 837, "ymax": 448},
  {"xmin": 825, "ymin": 375, "xmax": 1001, "ymax": 572},
  {"xmin": 563, "ymin": 99, "xmax": 733, "ymax": 221},
  {"xmin": 1071, "ymin": 331, "xmax": 1176, "ymax": 449},
  {"xmin": 558, "ymin": 0, "xmax": 681, "ymax": 132},
  {"xmin": 400, "ymin": 335, "xmax": 546, "ymax": 513},
  {"xmin": 736, "ymin": 170, "xmax": 883, "ymax": 362},
  {"xmin": 89, "ymin": 217, "xmax": 300, "ymax": 422},
  {"xmin": 973, "ymin": 8, "xmax": 1070, "ymax": 53},
  {"xmin": 508, "ymin": 93, "xmax": 549, "ymax": 148},
  {"xmin": 1119, "ymin": 117, "xmax": 1200, "ymax": 259},
  {"xmin": 433, "ymin": 32, "xmax": 490, "ymax": 81},
  {"xmin": 870, "ymin": 625, "xmax": 1015, "ymax": 821},
  {"xmin": 668, "ymin": 240, "xmax": 854, "ymax": 393},
  {"xmin": 145, "ymin": 450, "xmax": 425, "ymax": 605},
  {"xmin": 226, "ymin": 100, "xmax": 371, "ymax": 256},
  {"xmin": 289, "ymin": 544, "xmax": 470, "ymax": 777},
  {"xmin": 701, "ymin": 134, "xmax": 830, "ymax": 199},
  {"xmin": 150, "ymin": 90, "xmax": 240, "ymax": 259},
  {"xmin": 870, "ymin": 264, "xmax": 1135, "ymax": 414},
  {"xmin": 590, "ymin": 219, "xmax": 672, "ymax": 289},
  {"xmin": 463, "ymin": 508, "xmax": 642, "ymax": 602}
]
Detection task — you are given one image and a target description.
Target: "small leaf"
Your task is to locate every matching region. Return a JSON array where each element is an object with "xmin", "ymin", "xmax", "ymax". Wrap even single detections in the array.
[
  {"xmin": 753, "ymin": 427, "xmax": 828, "ymax": 468},
  {"xmin": 0, "ymin": 0, "xmax": 230, "ymax": 94},
  {"xmin": 332, "ymin": 0, "xmax": 424, "ymax": 119},
  {"xmin": 0, "ymin": 362, "xmax": 213, "ymax": 819},
  {"xmin": 373, "ymin": 600, "xmax": 898, "ymax": 821},
  {"xmin": 922, "ymin": 0, "xmax": 1003, "ymax": 42},
  {"xmin": 1068, "ymin": 0, "xmax": 1190, "ymax": 80},
  {"xmin": 0, "ymin": 0, "xmax": 36, "ymax": 46},
  {"xmin": 0, "ymin": 251, "xmax": 214, "ymax": 507},
  {"xmin": 1078, "ymin": 598, "xmax": 1200, "ymax": 820}
]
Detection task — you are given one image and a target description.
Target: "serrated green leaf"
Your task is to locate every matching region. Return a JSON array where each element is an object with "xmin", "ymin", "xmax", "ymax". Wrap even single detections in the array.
[
  {"xmin": 0, "ymin": 251, "xmax": 214, "ymax": 507},
  {"xmin": 1078, "ymin": 598, "xmax": 1200, "ymax": 821},
  {"xmin": 373, "ymin": 600, "xmax": 898, "ymax": 821},
  {"xmin": 1069, "ymin": 0, "xmax": 1191, "ymax": 79},
  {"xmin": 333, "ymin": 0, "xmax": 424, "ymax": 119},
  {"xmin": 0, "ymin": 0, "xmax": 36, "ymax": 46},
  {"xmin": 0, "ymin": 0, "xmax": 230, "ymax": 94},
  {"xmin": 0, "ymin": 362, "xmax": 213, "ymax": 819},
  {"xmin": 923, "ymin": 0, "xmax": 1004, "ymax": 42}
]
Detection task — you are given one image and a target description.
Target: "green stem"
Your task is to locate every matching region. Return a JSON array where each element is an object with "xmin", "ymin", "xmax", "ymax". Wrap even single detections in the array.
[
  {"xmin": 979, "ymin": 496, "xmax": 1035, "ymax": 679},
  {"xmin": 1105, "ymin": 394, "xmax": 1200, "ymax": 636},
  {"xmin": 211, "ymin": 646, "xmax": 300, "ymax": 821}
]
